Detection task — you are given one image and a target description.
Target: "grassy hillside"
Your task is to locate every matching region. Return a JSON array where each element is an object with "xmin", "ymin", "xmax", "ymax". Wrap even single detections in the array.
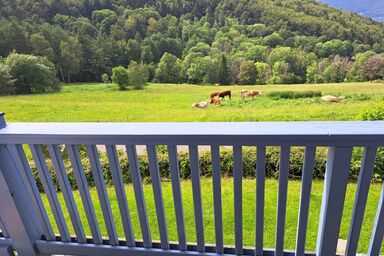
[{"xmin": 1, "ymin": 82, "xmax": 383, "ymax": 122}]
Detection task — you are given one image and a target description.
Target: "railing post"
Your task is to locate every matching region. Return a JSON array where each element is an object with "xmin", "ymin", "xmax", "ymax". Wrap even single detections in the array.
[
  {"xmin": 0, "ymin": 115, "xmax": 41, "ymax": 256},
  {"xmin": 316, "ymin": 147, "xmax": 353, "ymax": 256},
  {"xmin": 0, "ymin": 112, "xmax": 6, "ymax": 129}
]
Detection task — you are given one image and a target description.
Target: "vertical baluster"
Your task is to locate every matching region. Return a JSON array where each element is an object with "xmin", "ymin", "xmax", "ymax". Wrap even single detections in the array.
[
  {"xmin": 86, "ymin": 145, "xmax": 118, "ymax": 246},
  {"xmin": 126, "ymin": 145, "xmax": 152, "ymax": 248},
  {"xmin": 346, "ymin": 147, "xmax": 377, "ymax": 256},
  {"xmin": 67, "ymin": 145, "xmax": 102, "ymax": 245},
  {"xmin": 147, "ymin": 145, "xmax": 169, "ymax": 249},
  {"xmin": 30, "ymin": 144, "xmax": 71, "ymax": 242},
  {"xmin": 47, "ymin": 145, "xmax": 87, "ymax": 243},
  {"xmin": 10, "ymin": 144, "xmax": 55, "ymax": 240},
  {"xmin": 367, "ymin": 183, "xmax": 384, "ymax": 256},
  {"xmin": 275, "ymin": 146, "xmax": 290, "ymax": 256},
  {"xmin": 168, "ymin": 145, "xmax": 187, "ymax": 251},
  {"xmin": 211, "ymin": 145, "xmax": 223, "ymax": 254},
  {"xmin": 0, "ymin": 218, "xmax": 9, "ymax": 237},
  {"xmin": 255, "ymin": 146, "xmax": 266, "ymax": 256},
  {"xmin": 295, "ymin": 147, "xmax": 316, "ymax": 256},
  {"xmin": 316, "ymin": 147, "xmax": 353, "ymax": 256},
  {"xmin": 233, "ymin": 146, "xmax": 243, "ymax": 255},
  {"xmin": 106, "ymin": 145, "xmax": 135, "ymax": 247},
  {"xmin": 189, "ymin": 145, "xmax": 205, "ymax": 252}
]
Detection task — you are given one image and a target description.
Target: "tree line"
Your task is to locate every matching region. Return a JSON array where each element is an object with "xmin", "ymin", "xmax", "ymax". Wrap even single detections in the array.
[{"xmin": 0, "ymin": 0, "xmax": 384, "ymax": 94}]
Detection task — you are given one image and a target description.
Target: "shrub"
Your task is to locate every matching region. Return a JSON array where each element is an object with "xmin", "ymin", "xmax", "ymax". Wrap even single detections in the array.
[
  {"xmin": 127, "ymin": 61, "xmax": 149, "ymax": 90},
  {"xmin": 267, "ymin": 90, "xmax": 322, "ymax": 99},
  {"xmin": 101, "ymin": 73, "xmax": 110, "ymax": 83},
  {"xmin": 358, "ymin": 104, "xmax": 384, "ymax": 121},
  {"xmin": 5, "ymin": 52, "xmax": 59, "ymax": 94},
  {"xmin": 0, "ymin": 64, "xmax": 15, "ymax": 95},
  {"xmin": 31, "ymin": 145, "xmax": 383, "ymax": 192},
  {"xmin": 112, "ymin": 66, "xmax": 129, "ymax": 90}
]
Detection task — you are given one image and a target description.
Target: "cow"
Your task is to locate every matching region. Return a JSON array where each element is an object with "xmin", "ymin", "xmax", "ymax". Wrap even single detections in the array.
[
  {"xmin": 320, "ymin": 95, "xmax": 344, "ymax": 103},
  {"xmin": 192, "ymin": 101, "xmax": 209, "ymax": 108},
  {"xmin": 218, "ymin": 90, "xmax": 231, "ymax": 99},
  {"xmin": 210, "ymin": 91, "xmax": 221, "ymax": 99},
  {"xmin": 241, "ymin": 90, "xmax": 262, "ymax": 98},
  {"xmin": 210, "ymin": 98, "xmax": 221, "ymax": 105}
]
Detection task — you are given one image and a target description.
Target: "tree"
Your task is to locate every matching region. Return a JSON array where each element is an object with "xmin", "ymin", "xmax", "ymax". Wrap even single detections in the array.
[
  {"xmin": 323, "ymin": 56, "xmax": 350, "ymax": 83},
  {"xmin": 238, "ymin": 60, "xmax": 257, "ymax": 85},
  {"xmin": 127, "ymin": 61, "xmax": 149, "ymax": 89},
  {"xmin": 245, "ymin": 45, "xmax": 268, "ymax": 62},
  {"xmin": 346, "ymin": 51, "xmax": 376, "ymax": 82},
  {"xmin": 112, "ymin": 66, "xmax": 129, "ymax": 90},
  {"xmin": 155, "ymin": 53, "xmax": 182, "ymax": 83},
  {"xmin": 60, "ymin": 37, "xmax": 81, "ymax": 83},
  {"xmin": 5, "ymin": 52, "xmax": 58, "ymax": 94},
  {"xmin": 255, "ymin": 62, "xmax": 271, "ymax": 85},
  {"xmin": 218, "ymin": 54, "xmax": 231, "ymax": 85},
  {"xmin": 0, "ymin": 64, "xmax": 15, "ymax": 95},
  {"xmin": 363, "ymin": 55, "xmax": 384, "ymax": 81},
  {"xmin": 264, "ymin": 32, "xmax": 284, "ymax": 48}
]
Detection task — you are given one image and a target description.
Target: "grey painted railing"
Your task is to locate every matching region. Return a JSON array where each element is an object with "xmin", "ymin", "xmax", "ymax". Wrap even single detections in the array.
[{"xmin": 0, "ymin": 112, "xmax": 383, "ymax": 256}]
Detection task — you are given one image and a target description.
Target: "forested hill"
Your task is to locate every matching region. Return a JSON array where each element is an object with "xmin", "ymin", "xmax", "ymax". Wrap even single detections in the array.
[{"xmin": 0, "ymin": 0, "xmax": 384, "ymax": 85}]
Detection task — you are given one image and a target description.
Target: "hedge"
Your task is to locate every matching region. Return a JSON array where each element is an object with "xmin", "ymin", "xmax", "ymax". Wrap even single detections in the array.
[{"xmin": 30, "ymin": 146, "xmax": 384, "ymax": 192}]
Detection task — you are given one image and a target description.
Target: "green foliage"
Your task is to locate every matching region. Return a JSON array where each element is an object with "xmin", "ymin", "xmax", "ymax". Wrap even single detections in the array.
[
  {"xmin": 112, "ymin": 66, "xmax": 129, "ymax": 90},
  {"xmin": 267, "ymin": 90, "xmax": 322, "ymax": 99},
  {"xmin": 5, "ymin": 52, "xmax": 59, "ymax": 94},
  {"xmin": 0, "ymin": 64, "xmax": 15, "ymax": 95},
  {"xmin": 155, "ymin": 53, "xmax": 182, "ymax": 83},
  {"xmin": 238, "ymin": 60, "xmax": 257, "ymax": 85},
  {"xmin": 31, "ymin": 145, "xmax": 383, "ymax": 192},
  {"xmin": 127, "ymin": 61, "xmax": 149, "ymax": 89},
  {"xmin": 255, "ymin": 62, "xmax": 270, "ymax": 84},
  {"xmin": 101, "ymin": 73, "xmax": 110, "ymax": 83},
  {"xmin": 359, "ymin": 104, "xmax": 384, "ymax": 121},
  {"xmin": 0, "ymin": 0, "xmax": 384, "ymax": 85}
]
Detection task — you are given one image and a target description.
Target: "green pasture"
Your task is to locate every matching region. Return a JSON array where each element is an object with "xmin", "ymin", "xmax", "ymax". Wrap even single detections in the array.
[{"xmin": 1, "ymin": 82, "xmax": 383, "ymax": 122}]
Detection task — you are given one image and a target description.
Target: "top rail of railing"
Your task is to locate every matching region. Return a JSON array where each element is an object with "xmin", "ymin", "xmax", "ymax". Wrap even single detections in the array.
[{"xmin": 1, "ymin": 121, "xmax": 384, "ymax": 146}]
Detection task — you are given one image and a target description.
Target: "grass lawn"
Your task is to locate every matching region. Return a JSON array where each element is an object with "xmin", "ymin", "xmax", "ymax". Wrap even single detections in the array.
[
  {"xmin": 42, "ymin": 178, "xmax": 383, "ymax": 253},
  {"xmin": 1, "ymin": 82, "xmax": 383, "ymax": 122}
]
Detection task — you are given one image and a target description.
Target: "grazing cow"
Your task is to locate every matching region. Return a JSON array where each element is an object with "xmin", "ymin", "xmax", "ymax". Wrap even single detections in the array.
[
  {"xmin": 321, "ymin": 95, "xmax": 343, "ymax": 103},
  {"xmin": 218, "ymin": 90, "xmax": 231, "ymax": 99},
  {"xmin": 241, "ymin": 90, "xmax": 262, "ymax": 98},
  {"xmin": 210, "ymin": 98, "xmax": 221, "ymax": 105},
  {"xmin": 192, "ymin": 101, "xmax": 209, "ymax": 108},
  {"xmin": 210, "ymin": 91, "xmax": 221, "ymax": 99}
]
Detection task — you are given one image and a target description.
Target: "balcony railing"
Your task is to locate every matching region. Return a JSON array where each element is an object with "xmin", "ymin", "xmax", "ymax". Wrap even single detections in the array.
[{"xmin": 0, "ymin": 112, "xmax": 383, "ymax": 256}]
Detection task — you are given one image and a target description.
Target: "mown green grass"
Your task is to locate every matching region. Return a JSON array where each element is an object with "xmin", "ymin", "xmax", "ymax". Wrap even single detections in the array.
[
  {"xmin": 1, "ymin": 82, "xmax": 384, "ymax": 122},
  {"xmin": 42, "ymin": 178, "xmax": 383, "ymax": 253}
]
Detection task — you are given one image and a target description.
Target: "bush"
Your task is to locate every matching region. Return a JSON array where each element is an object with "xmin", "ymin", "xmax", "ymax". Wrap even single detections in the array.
[
  {"xmin": 31, "ymin": 145, "xmax": 383, "ymax": 192},
  {"xmin": 101, "ymin": 73, "xmax": 110, "ymax": 83},
  {"xmin": 5, "ymin": 52, "xmax": 59, "ymax": 94},
  {"xmin": 0, "ymin": 64, "xmax": 15, "ymax": 95},
  {"xmin": 358, "ymin": 104, "xmax": 384, "ymax": 121},
  {"xmin": 267, "ymin": 90, "xmax": 322, "ymax": 99},
  {"xmin": 112, "ymin": 66, "xmax": 129, "ymax": 90},
  {"xmin": 127, "ymin": 61, "xmax": 149, "ymax": 90}
]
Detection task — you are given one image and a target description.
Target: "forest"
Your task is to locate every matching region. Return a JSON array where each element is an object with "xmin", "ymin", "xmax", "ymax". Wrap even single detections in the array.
[{"xmin": 0, "ymin": 0, "xmax": 384, "ymax": 94}]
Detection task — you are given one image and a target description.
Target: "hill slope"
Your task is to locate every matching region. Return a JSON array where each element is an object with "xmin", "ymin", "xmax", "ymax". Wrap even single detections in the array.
[{"xmin": 0, "ymin": 0, "xmax": 383, "ymax": 84}]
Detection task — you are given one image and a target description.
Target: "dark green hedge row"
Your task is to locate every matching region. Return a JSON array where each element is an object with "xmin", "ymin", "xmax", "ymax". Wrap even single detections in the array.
[{"xmin": 32, "ymin": 146, "xmax": 384, "ymax": 192}]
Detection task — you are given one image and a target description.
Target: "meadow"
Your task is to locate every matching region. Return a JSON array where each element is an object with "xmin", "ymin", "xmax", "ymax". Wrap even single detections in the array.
[
  {"xmin": 3, "ymin": 82, "xmax": 384, "ymax": 253},
  {"xmin": 0, "ymin": 82, "xmax": 383, "ymax": 122}
]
